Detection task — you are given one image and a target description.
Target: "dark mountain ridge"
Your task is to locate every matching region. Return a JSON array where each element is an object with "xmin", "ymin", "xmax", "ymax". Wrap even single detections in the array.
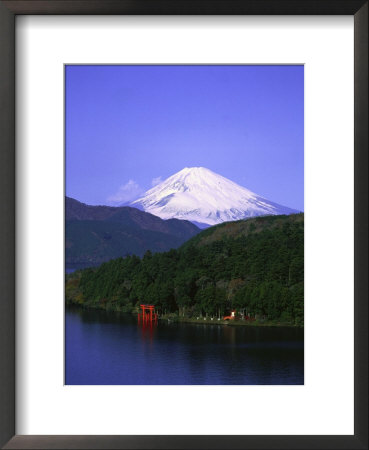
[
  {"xmin": 66, "ymin": 197, "xmax": 200, "ymax": 265},
  {"xmin": 66, "ymin": 196, "xmax": 199, "ymax": 235}
]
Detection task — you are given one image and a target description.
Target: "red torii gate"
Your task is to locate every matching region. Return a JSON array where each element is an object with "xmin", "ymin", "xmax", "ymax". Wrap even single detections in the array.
[{"xmin": 138, "ymin": 304, "xmax": 158, "ymax": 324}]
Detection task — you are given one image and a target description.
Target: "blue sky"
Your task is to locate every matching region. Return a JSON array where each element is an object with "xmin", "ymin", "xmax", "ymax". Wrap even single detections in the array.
[{"xmin": 66, "ymin": 65, "xmax": 304, "ymax": 211}]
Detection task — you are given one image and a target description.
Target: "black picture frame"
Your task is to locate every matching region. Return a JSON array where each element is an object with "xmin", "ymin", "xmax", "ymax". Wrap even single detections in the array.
[{"xmin": 0, "ymin": 1, "xmax": 367, "ymax": 449}]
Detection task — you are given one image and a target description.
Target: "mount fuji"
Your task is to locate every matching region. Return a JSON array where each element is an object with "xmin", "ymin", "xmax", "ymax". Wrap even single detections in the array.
[{"xmin": 130, "ymin": 167, "xmax": 300, "ymax": 227}]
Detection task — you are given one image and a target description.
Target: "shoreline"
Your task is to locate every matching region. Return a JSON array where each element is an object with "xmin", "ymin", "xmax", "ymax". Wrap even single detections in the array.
[
  {"xmin": 65, "ymin": 303, "xmax": 303, "ymax": 328},
  {"xmin": 161, "ymin": 315, "xmax": 302, "ymax": 328},
  {"xmin": 68, "ymin": 304, "xmax": 301, "ymax": 328}
]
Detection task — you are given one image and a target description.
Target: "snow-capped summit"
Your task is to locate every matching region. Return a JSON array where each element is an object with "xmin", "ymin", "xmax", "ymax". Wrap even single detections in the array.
[{"xmin": 130, "ymin": 167, "xmax": 299, "ymax": 227}]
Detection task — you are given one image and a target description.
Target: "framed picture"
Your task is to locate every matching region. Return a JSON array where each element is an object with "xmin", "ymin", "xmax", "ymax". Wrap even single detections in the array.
[{"xmin": 0, "ymin": 1, "xmax": 367, "ymax": 449}]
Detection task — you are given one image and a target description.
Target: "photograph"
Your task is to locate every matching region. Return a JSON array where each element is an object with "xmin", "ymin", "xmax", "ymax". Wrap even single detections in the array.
[
  {"xmin": 1, "ymin": 2, "xmax": 366, "ymax": 446},
  {"xmin": 65, "ymin": 64, "xmax": 304, "ymax": 385}
]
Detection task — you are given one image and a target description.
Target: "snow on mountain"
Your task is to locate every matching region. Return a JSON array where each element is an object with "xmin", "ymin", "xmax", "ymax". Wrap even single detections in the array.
[{"xmin": 130, "ymin": 167, "xmax": 299, "ymax": 226}]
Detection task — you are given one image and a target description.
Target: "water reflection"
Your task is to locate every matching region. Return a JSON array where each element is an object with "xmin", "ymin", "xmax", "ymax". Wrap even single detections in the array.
[
  {"xmin": 139, "ymin": 319, "xmax": 157, "ymax": 346},
  {"xmin": 65, "ymin": 307, "xmax": 304, "ymax": 385}
]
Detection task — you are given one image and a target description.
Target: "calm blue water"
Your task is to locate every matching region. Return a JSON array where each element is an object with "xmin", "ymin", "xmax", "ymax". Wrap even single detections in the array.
[{"xmin": 65, "ymin": 307, "xmax": 304, "ymax": 385}]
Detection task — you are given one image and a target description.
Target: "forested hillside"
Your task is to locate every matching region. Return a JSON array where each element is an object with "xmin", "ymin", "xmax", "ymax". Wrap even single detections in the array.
[{"xmin": 66, "ymin": 214, "xmax": 304, "ymax": 326}]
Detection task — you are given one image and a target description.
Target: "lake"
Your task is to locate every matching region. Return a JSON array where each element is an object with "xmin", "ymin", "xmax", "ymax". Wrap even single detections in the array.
[{"xmin": 65, "ymin": 307, "xmax": 304, "ymax": 385}]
